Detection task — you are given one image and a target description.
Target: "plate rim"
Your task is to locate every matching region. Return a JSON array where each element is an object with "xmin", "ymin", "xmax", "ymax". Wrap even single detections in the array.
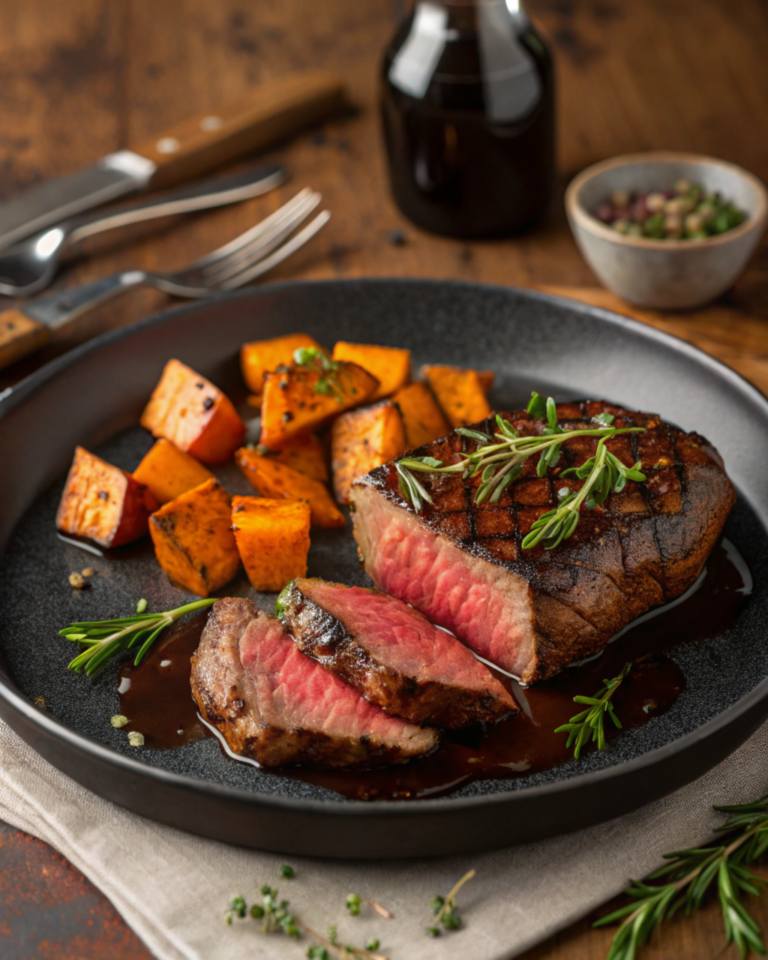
[{"xmin": 2, "ymin": 276, "xmax": 768, "ymax": 820}]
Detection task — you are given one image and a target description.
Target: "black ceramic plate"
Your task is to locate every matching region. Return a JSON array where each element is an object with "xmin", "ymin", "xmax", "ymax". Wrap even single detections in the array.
[{"xmin": 1, "ymin": 279, "xmax": 768, "ymax": 860}]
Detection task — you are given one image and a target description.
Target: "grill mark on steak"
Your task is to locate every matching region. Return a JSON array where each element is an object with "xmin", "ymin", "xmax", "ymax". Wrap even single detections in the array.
[
  {"xmin": 191, "ymin": 597, "xmax": 437, "ymax": 767},
  {"xmin": 279, "ymin": 578, "xmax": 517, "ymax": 729},
  {"xmin": 350, "ymin": 400, "xmax": 736, "ymax": 682}
]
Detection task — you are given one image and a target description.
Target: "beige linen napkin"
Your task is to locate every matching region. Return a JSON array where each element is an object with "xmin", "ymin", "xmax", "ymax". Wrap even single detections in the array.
[{"xmin": 2, "ymin": 717, "xmax": 767, "ymax": 960}]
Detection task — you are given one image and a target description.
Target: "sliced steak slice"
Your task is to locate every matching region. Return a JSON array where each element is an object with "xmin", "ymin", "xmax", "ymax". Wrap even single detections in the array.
[
  {"xmin": 278, "ymin": 578, "xmax": 517, "ymax": 728},
  {"xmin": 351, "ymin": 400, "xmax": 736, "ymax": 683},
  {"xmin": 191, "ymin": 597, "xmax": 437, "ymax": 767}
]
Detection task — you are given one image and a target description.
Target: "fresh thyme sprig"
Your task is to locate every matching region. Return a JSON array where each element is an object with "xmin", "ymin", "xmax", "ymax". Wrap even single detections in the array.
[
  {"xmin": 427, "ymin": 869, "xmax": 476, "ymax": 937},
  {"xmin": 60, "ymin": 599, "xmax": 215, "ymax": 676},
  {"xmin": 294, "ymin": 346, "xmax": 347, "ymax": 402},
  {"xmin": 555, "ymin": 662, "xmax": 632, "ymax": 759},
  {"xmin": 597, "ymin": 794, "xmax": 768, "ymax": 960},
  {"xmin": 394, "ymin": 392, "xmax": 646, "ymax": 550}
]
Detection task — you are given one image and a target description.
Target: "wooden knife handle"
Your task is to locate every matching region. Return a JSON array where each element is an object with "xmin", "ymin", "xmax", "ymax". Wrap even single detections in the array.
[
  {"xmin": 0, "ymin": 309, "xmax": 50, "ymax": 369},
  {"xmin": 130, "ymin": 72, "xmax": 345, "ymax": 190}
]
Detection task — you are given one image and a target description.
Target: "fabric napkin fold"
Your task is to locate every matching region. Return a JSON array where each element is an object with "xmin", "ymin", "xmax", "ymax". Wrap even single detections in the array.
[{"xmin": 2, "ymin": 717, "xmax": 767, "ymax": 960}]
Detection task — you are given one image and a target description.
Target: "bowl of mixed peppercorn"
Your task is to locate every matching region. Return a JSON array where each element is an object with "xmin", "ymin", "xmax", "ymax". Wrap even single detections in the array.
[{"xmin": 566, "ymin": 152, "xmax": 767, "ymax": 309}]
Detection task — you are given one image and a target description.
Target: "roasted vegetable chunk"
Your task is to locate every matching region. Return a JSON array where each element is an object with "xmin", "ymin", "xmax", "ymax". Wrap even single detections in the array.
[
  {"xmin": 331, "ymin": 401, "xmax": 406, "ymax": 504},
  {"xmin": 260, "ymin": 355, "xmax": 378, "ymax": 449},
  {"xmin": 232, "ymin": 496, "xmax": 311, "ymax": 592},
  {"xmin": 149, "ymin": 479, "xmax": 240, "ymax": 596},
  {"xmin": 56, "ymin": 446, "xmax": 157, "ymax": 548},
  {"xmin": 240, "ymin": 332, "xmax": 324, "ymax": 394},
  {"xmin": 256, "ymin": 432, "xmax": 329, "ymax": 482},
  {"xmin": 140, "ymin": 359, "xmax": 245, "ymax": 464},
  {"xmin": 331, "ymin": 342, "xmax": 411, "ymax": 401},
  {"xmin": 422, "ymin": 365, "xmax": 493, "ymax": 427},
  {"xmin": 392, "ymin": 382, "xmax": 451, "ymax": 450},
  {"xmin": 133, "ymin": 439, "xmax": 215, "ymax": 506},
  {"xmin": 235, "ymin": 447, "xmax": 345, "ymax": 529}
]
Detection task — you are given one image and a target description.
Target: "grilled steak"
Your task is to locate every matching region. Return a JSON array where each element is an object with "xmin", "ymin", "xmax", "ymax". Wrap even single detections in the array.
[
  {"xmin": 191, "ymin": 597, "xmax": 437, "ymax": 767},
  {"xmin": 351, "ymin": 400, "xmax": 736, "ymax": 683},
  {"xmin": 279, "ymin": 578, "xmax": 517, "ymax": 728}
]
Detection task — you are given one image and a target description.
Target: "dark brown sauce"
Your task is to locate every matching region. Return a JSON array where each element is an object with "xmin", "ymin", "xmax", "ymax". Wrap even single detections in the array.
[
  {"xmin": 119, "ymin": 612, "xmax": 209, "ymax": 749},
  {"xmin": 118, "ymin": 540, "xmax": 751, "ymax": 799}
]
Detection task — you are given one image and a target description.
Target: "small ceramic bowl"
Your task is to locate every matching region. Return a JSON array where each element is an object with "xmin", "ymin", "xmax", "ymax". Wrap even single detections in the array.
[{"xmin": 565, "ymin": 152, "xmax": 768, "ymax": 309}]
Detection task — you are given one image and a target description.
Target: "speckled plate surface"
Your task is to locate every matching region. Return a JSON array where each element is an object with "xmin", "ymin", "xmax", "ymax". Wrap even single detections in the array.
[{"xmin": 1, "ymin": 279, "xmax": 767, "ymax": 859}]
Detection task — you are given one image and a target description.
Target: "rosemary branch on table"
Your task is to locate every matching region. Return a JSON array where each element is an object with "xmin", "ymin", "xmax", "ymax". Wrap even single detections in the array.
[
  {"xmin": 555, "ymin": 662, "xmax": 633, "ymax": 759},
  {"xmin": 597, "ymin": 794, "xmax": 768, "ymax": 960},
  {"xmin": 60, "ymin": 598, "xmax": 216, "ymax": 676},
  {"xmin": 395, "ymin": 392, "xmax": 646, "ymax": 549}
]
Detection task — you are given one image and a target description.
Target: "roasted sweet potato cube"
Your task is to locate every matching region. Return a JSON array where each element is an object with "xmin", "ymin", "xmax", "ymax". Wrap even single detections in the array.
[
  {"xmin": 393, "ymin": 382, "xmax": 451, "ymax": 449},
  {"xmin": 231, "ymin": 496, "xmax": 311, "ymax": 592},
  {"xmin": 133, "ymin": 439, "xmax": 215, "ymax": 506},
  {"xmin": 240, "ymin": 333, "xmax": 324, "ymax": 394},
  {"xmin": 331, "ymin": 342, "xmax": 411, "ymax": 401},
  {"xmin": 477, "ymin": 370, "xmax": 495, "ymax": 395},
  {"xmin": 260, "ymin": 359, "xmax": 379, "ymax": 449},
  {"xmin": 235, "ymin": 448, "xmax": 345, "ymax": 528},
  {"xmin": 140, "ymin": 359, "xmax": 245, "ymax": 464},
  {"xmin": 56, "ymin": 446, "xmax": 158, "ymax": 548},
  {"xmin": 149, "ymin": 479, "xmax": 240, "ymax": 597},
  {"xmin": 257, "ymin": 432, "xmax": 329, "ymax": 482},
  {"xmin": 331, "ymin": 401, "xmax": 407, "ymax": 504},
  {"xmin": 422, "ymin": 365, "xmax": 493, "ymax": 427}
]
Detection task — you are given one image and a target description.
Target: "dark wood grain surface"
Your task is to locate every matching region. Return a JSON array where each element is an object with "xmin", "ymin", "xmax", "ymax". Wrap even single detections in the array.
[{"xmin": 1, "ymin": 1, "xmax": 767, "ymax": 957}]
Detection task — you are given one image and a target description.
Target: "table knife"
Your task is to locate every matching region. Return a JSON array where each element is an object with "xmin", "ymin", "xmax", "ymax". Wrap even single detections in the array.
[{"xmin": 0, "ymin": 71, "xmax": 343, "ymax": 252}]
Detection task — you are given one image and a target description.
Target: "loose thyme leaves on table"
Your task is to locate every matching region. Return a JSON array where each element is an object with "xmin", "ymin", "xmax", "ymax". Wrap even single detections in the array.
[
  {"xmin": 427, "ymin": 869, "xmax": 476, "ymax": 937},
  {"xmin": 225, "ymin": 880, "xmax": 391, "ymax": 960},
  {"xmin": 556, "ymin": 663, "xmax": 632, "ymax": 759},
  {"xmin": 395, "ymin": 392, "xmax": 646, "ymax": 550},
  {"xmin": 597, "ymin": 793, "xmax": 768, "ymax": 960}
]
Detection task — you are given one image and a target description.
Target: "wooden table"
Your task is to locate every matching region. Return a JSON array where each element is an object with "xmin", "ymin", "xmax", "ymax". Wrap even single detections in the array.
[{"xmin": 1, "ymin": 1, "xmax": 767, "ymax": 957}]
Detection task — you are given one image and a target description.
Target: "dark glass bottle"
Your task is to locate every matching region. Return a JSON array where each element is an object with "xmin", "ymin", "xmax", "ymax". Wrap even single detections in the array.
[{"xmin": 381, "ymin": 0, "xmax": 555, "ymax": 238}]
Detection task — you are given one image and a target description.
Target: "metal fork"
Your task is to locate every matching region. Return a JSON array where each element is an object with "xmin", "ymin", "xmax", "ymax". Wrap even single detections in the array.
[{"xmin": 0, "ymin": 188, "xmax": 330, "ymax": 371}]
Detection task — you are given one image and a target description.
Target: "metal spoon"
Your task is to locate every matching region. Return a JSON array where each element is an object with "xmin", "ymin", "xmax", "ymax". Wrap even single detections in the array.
[{"xmin": 0, "ymin": 163, "xmax": 286, "ymax": 297}]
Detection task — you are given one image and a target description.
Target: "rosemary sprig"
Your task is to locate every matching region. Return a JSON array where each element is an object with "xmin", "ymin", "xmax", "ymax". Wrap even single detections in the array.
[
  {"xmin": 555, "ymin": 662, "xmax": 632, "ymax": 759},
  {"xmin": 395, "ymin": 392, "xmax": 646, "ymax": 549},
  {"xmin": 597, "ymin": 794, "xmax": 768, "ymax": 960},
  {"xmin": 60, "ymin": 599, "xmax": 215, "ymax": 676}
]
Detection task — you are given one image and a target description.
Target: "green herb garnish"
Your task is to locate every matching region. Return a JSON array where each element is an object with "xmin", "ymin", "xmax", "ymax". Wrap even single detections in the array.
[
  {"xmin": 395, "ymin": 393, "xmax": 646, "ymax": 549},
  {"xmin": 426, "ymin": 869, "xmax": 475, "ymax": 937},
  {"xmin": 294, "ymin": 346, "xmax": 347, "ymax": 403},
  {"xmin": 598, "ymin": 794, "xmax": 768, "ymax": 960},
  {"xmin": 60, "ymin": 599, "xmax": 215, "ymax": 676},
  {"xmin": 555, "ymin": 662, "xmax": 632, "ymax": 759}
]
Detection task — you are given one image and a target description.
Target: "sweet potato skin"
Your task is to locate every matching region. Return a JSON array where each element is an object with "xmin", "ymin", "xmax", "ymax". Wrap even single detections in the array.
[
  {"xmin": 331, "ymin": 401, "xmax": 407, "ymax": 505},
  {"xmin": 392, "ymin": 382, "xmax": 451, "ymax": 450},
  {"xmin": 421, "ymin": 365, "xmax": 493, "ymax": 427},
  {"xmin": 257, "ymin": 432, "xmax": 329, "ymax": 482},
  {"xmin": 240, "ymin": 333, "xmax": 323, "ymax": 394},
  {"xmin": 133, "ymin": 439, "xmax": 214, "ymax": 506},
  {"xmin": 232, "ymin": 496, "xmax": 311, "ymax": 592},
  {"xmin": 260, "ymin": 360, "xmax": 379, "ymax": 449},
  {"xmin": 331, "ymin": 342, "xmax": 411, "ymax": 401},
  {"xmin": 140, "ymin": 359, "xmax": 245, "ymax": 464},
  {"xmin": 56, "ymin": 446, "xmax": 157, "ymax": 548},
  {"xmin": 149, "ymin": 479, "xmax": 240, "ymax": 597},
  {"xmin": 235, "ymin": 448, "xmax": 345, "ymax": 529}
]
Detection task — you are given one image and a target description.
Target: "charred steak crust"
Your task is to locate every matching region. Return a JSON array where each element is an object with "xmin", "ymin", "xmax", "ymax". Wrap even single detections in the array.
[
  {"xmin": 350, "ymin": 400, "xmax": 736, "ymax": 683},
  {"xmin": 191, "ymin": 597, "xmax": 437, "ymax": 768},
  {"xmin": 279, "ymin": 578, "xmax": 517, "ymax": 729}
]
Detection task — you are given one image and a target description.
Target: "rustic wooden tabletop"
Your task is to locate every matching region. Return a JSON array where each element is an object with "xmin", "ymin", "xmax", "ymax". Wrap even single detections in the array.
[{"xmin": 1, "ymin": 1, "xmax": 767, "ymax": 958}]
